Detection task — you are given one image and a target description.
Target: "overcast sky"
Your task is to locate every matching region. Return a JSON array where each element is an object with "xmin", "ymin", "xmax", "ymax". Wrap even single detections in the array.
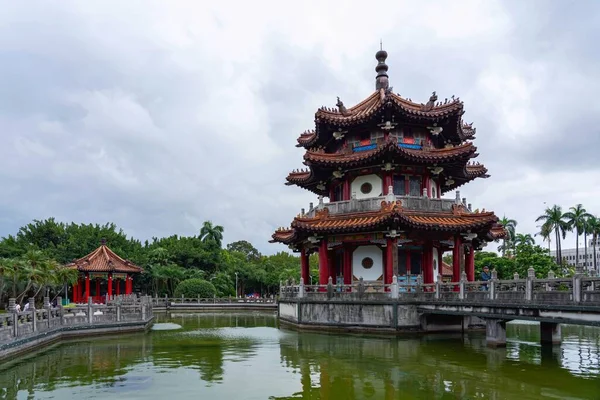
[{"xmin": 1, "ymin": 0, "xmax": 599, "ymax": 255}]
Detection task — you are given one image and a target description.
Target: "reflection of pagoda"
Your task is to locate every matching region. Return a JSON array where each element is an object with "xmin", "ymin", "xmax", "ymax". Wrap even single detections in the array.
[{"xmin": 272, "ymin": 48, "xmax": 505, "ymax": 286}]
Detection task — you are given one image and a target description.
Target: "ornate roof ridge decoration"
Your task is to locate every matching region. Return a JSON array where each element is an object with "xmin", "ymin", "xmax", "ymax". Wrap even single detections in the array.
[
  {"xmin": 296, "ymin": 130, "xmax": 317, "ymax": 147},
  {"xmin": 65, "ymin": 243, "xmax": 143, "ymax": 273},
  {"xmin": 304, "ymin": 140, "xmax": 477, "ymax": 166}
]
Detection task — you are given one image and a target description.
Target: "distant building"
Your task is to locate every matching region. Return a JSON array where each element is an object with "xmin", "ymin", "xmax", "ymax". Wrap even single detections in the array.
[{"xmin": 550, "ymin": 239, "xmax": 600, "ymax": 269}]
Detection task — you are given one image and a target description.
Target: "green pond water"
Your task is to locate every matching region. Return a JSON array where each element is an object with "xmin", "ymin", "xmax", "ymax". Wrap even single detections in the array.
[{"xmin": 1, "ymin": 312, "xmax": 599, "ymax": 399}]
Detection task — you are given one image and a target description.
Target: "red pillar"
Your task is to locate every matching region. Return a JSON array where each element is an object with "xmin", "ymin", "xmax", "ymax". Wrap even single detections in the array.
[
  {"xmin": 85, "ymin": 273, "xmax": 90, "ymax": 303},
  {"xmin": 466, "ymin": 245, "xmax": 475, "ymax": 281},
  {"xmin": 343, "ymin": 178, "xmax": 351, "ymax": 200},
  {"xmin": 300, "ymin": 248, "xmax": 310, "ymax": 285},
  {"xmin": 108, "ymin": 273, "xmax": 113, "ymax": 298},
  {"xmin": 423, "ymin": 243, "xmax": 434, "ymax": 284},
  {"xmin": 426, "ymin": 174, "xmax": 432, "ymax": 198},
  {"xmin": 453, "ymin": 235, "xmax": 462, "ymax": 282},
  {"xmin": 385, "ymin": 238, "xmax": 394, "ymax": 285},
  {"xmin": 343, "ymin": 246, "xmax": 352, "ymax": 285},
  {"xmin": 126, "ymin": 275, "xmax": 131, "ymax": 295},
  {"xmin": 116, "ymin": 278, "xmax": 121, "ymax": 296},
  {"xmin": 318, "ymin": 239, "xmax": 329, "ymax": 285}
]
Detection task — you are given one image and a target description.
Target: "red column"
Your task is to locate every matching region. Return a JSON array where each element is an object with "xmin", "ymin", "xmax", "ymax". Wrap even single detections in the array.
[
  {"xmin": 385, "ymin": 238, "xmax": 394, "ymax": 285},
  {"xmin": 423, "ymin": 243, "xmax": 434, "ymax": 284},
  {"xmin": 126, "ymin": 275, "xmax": 131, "ymax": 295},
  {"xmin": 318, "ymin": 239, "xmax": 329, "ymax": 285},
  {"xmin": 108, "ymin": 273, "xmax": 113, "ymax": 298},
  {"xmin": 383, "ymin": 173, "xmax": 392, "ymax": 195},
  {"xmin": 404, "ymin": 176, "xmax": 409, "ymax": 195},
  {"xmin": 343, "ymin": 246, "xmax": 352, "ymax": 285},
  {"xmin": 300, "ymin": 248, "xmax": 310, "ymax": 285},
  {"xmin": 85, "ymin": 273, "xmax": 90, "ymax": 302},
  {"xmin": 116, "ymin": 278, "xmax": 121, "ymax": 295},
  {"xmin": 343, "ymin": 178, "xmax": 351, "ymax": 200},
  {"xmin": 426, "ymin": 174, "xmax": 432, "ymax": 198},
  {"xmin": 453, "ymin": 235, "xmax": 462, "ymax": 282},
  {"xmin": 329, "ymin": 187, "xmax": 335, "ymax": 200},
  {"xmin": 466, "ymin": 245, "xmax": 475, "ymax": 281}
]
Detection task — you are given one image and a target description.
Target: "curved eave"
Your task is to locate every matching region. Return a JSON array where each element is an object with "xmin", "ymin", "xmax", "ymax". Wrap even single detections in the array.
[
  {"xmin": 296, "ymin": 131, "xmax": 318, "ymax": 148},
  {"xmin": 270, "ymin": 229, "xmax": 298, "ymax": 245},
  {"xmin": 304, "ymin": 141, "xmax": 477, "ymax": 168},
  {"xmin": 441, "ymin": 164, "xmax": 489, "ymax": 193}
]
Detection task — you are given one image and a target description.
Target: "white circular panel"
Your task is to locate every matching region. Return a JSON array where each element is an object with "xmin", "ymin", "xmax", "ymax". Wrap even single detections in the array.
[
  {"xmin": 352, "ymin": 245, "xmax": 383, "ymax": 281},
  {"xmin": 351, "ymin": 174, "xmax": 383, "ymax": 199}
]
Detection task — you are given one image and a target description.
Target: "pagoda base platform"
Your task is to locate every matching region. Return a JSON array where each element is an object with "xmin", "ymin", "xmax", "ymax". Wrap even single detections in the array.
[{"xmin": 278, "ymin": 299, "xmax": 485, "ymax": 334}]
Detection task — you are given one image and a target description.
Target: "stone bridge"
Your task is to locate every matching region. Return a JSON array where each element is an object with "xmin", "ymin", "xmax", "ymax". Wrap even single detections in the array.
[{"xmin": 278, "ymin": 268, "xmax": 600, "ymax": 347}]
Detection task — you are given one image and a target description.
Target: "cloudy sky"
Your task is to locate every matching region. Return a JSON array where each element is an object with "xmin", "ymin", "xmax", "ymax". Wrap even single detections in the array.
[{"xmin": 0, "ymin": 0, "xmax": 599, "ymax": 254}]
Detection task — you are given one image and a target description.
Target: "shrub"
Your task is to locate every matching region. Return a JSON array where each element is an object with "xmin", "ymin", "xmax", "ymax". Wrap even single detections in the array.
[{"xmin": 174, "ymin": 279, "xmax": 217, "ymax": 298}]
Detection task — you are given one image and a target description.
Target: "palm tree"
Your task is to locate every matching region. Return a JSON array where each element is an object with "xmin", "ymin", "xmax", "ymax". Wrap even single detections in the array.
[
  {"xmin": 535, "ymin": 223, "xmax": 552, "ymax": 253},
  {"xmin": 514, "ymin": 233, "xmax": 535, "ymax": 247},
  {"xmin": 536, "ymin": 205, "xmax": 568, "ymax": 265},
  {"xmin": 587, "ymin": 215, "xmax": 600, "ymax": 272},
  {"xmin": 498, "ymin": 216, "xmax": 517, "ymax": 256},
  {"xmin": 199, "ymin": 221, "xmax": 224, "ymax": 248},
  {"xmin": 563, "ymin": 204, "xmax": 592, "ymax": 269}
]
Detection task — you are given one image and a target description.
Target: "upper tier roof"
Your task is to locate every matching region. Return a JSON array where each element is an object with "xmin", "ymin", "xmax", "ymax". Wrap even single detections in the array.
[{"xmin": 65, "ymin": 243, "xmax": 143, "ymax": 273}]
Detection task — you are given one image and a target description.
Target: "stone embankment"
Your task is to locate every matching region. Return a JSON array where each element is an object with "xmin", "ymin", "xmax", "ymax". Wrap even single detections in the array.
[{"xmin": 0, "ymin": 295, "xmax": 154, "ymax": 362}]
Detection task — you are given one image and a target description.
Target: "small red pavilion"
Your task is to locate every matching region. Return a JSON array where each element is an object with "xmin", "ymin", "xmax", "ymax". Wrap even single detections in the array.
[{"xmin": 66, "ymin": 240, "xmax": 143, "ymax": 303}]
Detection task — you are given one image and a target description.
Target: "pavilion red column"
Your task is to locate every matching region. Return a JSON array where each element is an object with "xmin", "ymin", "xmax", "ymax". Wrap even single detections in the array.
[
  {"xmin": 466, "ymin": 245, "xmax": 475, "ymax": 282},
  {"xmin": 423, "ymin": 243, "xmax": 434, "ymax": 284},
  {"xmin": 383, "ymin": 172, "xmax": 393, "ymax": 195},
  {"xmin": 300, "ymin": 248, "xmax": 310, "ymax": 285},
  {"xmin": 108, "ymin": 273, "xmax": 113, "ymax": 298},
  {"xmin": 452, "ymin": 235, "xmax": 462, "ymax": 282},
  {"xmin": 116, "ymin": 278, "xmax": 121, "ymax": 295},
  {"xmin": 343, "ymin": 178, "xmax": 351, "ymax": 200},
  {"xmin": 85, "ymin": 273, "xmax": 90, "ymax": 303},
  {"xmin": 385, "ymin": 238, "xmax": 394, "ymax": 285},
  {"xmin": 126, "ymin": 275, "xmax": 132, "ymax": 295},
  {"xmin": 426, "ymin": 174, "xmax": 432, "ymax": 198},
  {"xmin": 343, "ymin": 246, "xmax": 352, "ymax": 285},
  {"xmin": 318, "ymin": 239, "xmax": 329, "ymax": 286}
]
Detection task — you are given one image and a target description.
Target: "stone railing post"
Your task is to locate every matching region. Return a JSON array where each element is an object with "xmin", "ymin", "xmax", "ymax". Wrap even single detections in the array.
[
  {"xmin": 459, "ymin": 272, "xmax": 467, "ymax": 300},
  {"xmin": 57, "ymin": 296, "xmax": 64, "ymax": 325},
  {"xmin": 327, "ymin": 276, "xmax": 334, "ymax": 299},
  {"xmin": 9, "ymin": 298, "xmax": 17, "ymax": 338},
  {"xmin": 435, "ymin": 275, "xmax": 442, "ymax": 300},
  {"xmin": 298, "ymin": 278, "xmax": 305, "ymax": 298},
  {"xmin": 573, "ymin": 272, "xmax": 582, "ymax": 303},
  {"xmin": 8, "ymin": 298, "xmax": 16, "ymax": 313},
  {"xmin": 590, "ymin": 269, "xmax": 597, "ymax": 291},
  {"xmin": 489, "ymin": 269, "xmax": 497, "ymax": 300},
  {"xmin": 525, "ymin": 267, "xmax": 535, "ymax": 301},
  {"xmin": 546, "ymin": 271, "xmax": 555, "ymax": 291},
  {"xmin": 358, "ymin": 277, "xmax": 365, "ymax": 298},
  {"xmin": 141, "ymin": 302, "xmax": 147, "ymax": 320},
  {"xmin": 513, "ymin": 273, "xmax": 519, "ymax": 292},
  {"xmin": 117, "ymin": 304, "xmax": 121, "ymax": 322},
  {"xmin": 88, "ymin": 297, "xmax": 93, "ymax": 324},
  {"xmin": 391, "ymin": 275, "xmax": 398, "ymax": 299},
  {"xmin": 29, "ymin": 298, "xmax": 37, "ymax": 333},
  {"xmin": 416, "ymin": 275, "xmax": 423, "ymax": 293},
  {"xmin": 44, "ymin": 296, "xmax": 52, "ymax": 328}
]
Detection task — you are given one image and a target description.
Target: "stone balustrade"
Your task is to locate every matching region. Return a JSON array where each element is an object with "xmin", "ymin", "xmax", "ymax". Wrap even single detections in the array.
[
  {"xmin": 305, "ymin": 194, "xmax": 459, "ymax": 217},
  {"xmin": 279, "ymin": 268, "xmax": 600, "ymax": 305},
  {"xmin": 0, "ymin": 295, "xmax": 153, "ymax": 345}
]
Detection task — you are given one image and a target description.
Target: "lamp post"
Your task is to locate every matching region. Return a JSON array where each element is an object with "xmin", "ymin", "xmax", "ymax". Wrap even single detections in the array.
[{"xmin": 235, "ymin": 272, "xmax": 238, "ymax": 298}]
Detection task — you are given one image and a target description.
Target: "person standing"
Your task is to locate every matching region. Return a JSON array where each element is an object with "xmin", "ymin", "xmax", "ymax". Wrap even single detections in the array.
[{"xmin": 481, "ymin": 266, "xmax": 491, "ymax": 290}]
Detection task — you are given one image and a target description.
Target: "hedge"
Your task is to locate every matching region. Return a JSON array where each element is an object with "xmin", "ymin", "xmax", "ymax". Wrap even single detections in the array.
[{"xmin": 174, "ymin": 279, "xmax": 217, "ymax": 298}]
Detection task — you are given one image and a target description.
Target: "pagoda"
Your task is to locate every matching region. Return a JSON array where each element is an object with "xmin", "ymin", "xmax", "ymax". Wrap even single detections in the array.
[
  {"xmin": 271, "ymin": 48, "xmax": 505, "ymax": 288},
  {"xmin": 65, "ymin": 239, "xmax": 143, "ymax": 303}
]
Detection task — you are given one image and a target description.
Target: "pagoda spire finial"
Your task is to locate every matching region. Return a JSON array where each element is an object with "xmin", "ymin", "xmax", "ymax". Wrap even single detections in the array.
[{"xmin": 375, "ymin": 45, "xmax": 389, "ymax": 91}]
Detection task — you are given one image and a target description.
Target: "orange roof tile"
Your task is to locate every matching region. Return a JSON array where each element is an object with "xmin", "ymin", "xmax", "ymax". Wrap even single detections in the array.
[
  {"xmin": 304, "ymin": 140, "xmax": 476, "ymax": 167},
  {"xmin": 296, "ymin": 130, "xmax": 317, "ymax": 147},
  {"xmin": 65, "ymin": 244, "xmax": 143, "ymax": 273},
  {"xmin": 441, "ymin": 261, "xmax": 453, "ymax": 276}
]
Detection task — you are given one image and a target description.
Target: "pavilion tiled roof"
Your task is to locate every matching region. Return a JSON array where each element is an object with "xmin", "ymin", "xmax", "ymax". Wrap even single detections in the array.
[
  {"xmin": 296, "ymin": 130, "xmax": 317, "ymax": 148},
  {"xmin": 315, "ymin": 91, "xmax": 464, "ymax": 126},
  {"xmin": 441, "ymin": 261, "xmax": 453, "ymax": 276},
  {"xmin": 271, "ymin": 201, "xmax": 501, "ymax": 244},
  {"xmin": 65, "ymin": 244, "xmax": 143, "ymax": 273},
  {"xmin": 304, "ymin": 140, "xmax": 476, "ymax": 168}
]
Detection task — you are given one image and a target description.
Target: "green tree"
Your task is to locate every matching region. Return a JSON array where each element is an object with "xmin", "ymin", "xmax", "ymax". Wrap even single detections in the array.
[
  {"xmin": 536, "ymin": 205, "xmax": 568, "ymax": 265},
  {"xmin": 174, "ymin": 279, "xmax": 217, "ymax": 298},
  {"xmin": 498, "ymin": 216, "xmax": 517, "ymax": 256},
  {"xmin": 226, "ymin": 240, "xmax": 261, "ymax": 261},
  {"xmin": 514, "ymin": 233, "xmax": 535, "ymax": 247},
  {"xmin": 200, "ymin": 221, "xmax": 224, "ymax": 248},
  {"xmin": 563, "ymin": 204, "xmax": 592, "ymax": 269},
  {"xmin": 587, "ymin": 215, "xmax": 600, "ymax": 272}
]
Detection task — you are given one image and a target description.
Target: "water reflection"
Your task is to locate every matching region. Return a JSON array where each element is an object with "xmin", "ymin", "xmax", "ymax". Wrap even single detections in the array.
[{"xmin": 0, "ymin": 313, "xmax": 599, "ymax": 399}]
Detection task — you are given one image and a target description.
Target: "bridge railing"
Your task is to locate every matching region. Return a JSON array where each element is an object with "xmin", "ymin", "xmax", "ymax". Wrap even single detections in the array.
[
  {"xmin": 279, "ymin": 268, "xmax": 600, "ymax": 306},
  {"xmin": 150, "ymin": 296, "xmax": 277, "ymax": 306},
  {"xmin": 0, "ymin": 296, "xmax": 153, "ymax": 345}
]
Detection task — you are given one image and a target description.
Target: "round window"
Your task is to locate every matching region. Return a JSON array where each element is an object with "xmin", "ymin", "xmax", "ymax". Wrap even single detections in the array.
[
  {"xmin": 361, "ymin": 257, "xmax": 374, "ymax": 269},
  {"xmin": 360, "ymin": 182, "xmax": 372, "ymax": 194}
]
